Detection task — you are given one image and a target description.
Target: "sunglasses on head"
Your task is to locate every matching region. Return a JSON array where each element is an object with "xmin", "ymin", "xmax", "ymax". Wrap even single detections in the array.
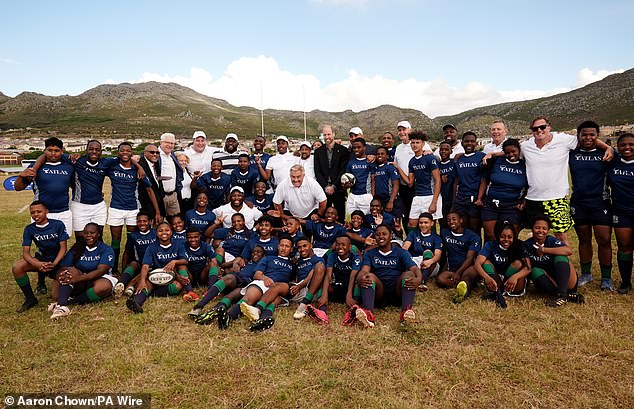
[{"xmin": 530, "ymin": 124, "xmax": 548, "ymax": 132}]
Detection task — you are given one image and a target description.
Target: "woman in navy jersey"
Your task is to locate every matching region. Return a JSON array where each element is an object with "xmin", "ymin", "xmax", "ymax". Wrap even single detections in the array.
[
  {"xmin": 569, "ymin": 121, "xmax": 613, "ymax": 290},
  {"xmin": 453, "ymin": 132, "xmax": 486, "ymax": 235},
  {"xmin": 12, "ymin": 201, "xmax": 69, "ymax": 313},
  {"xmin": 608, "ymin": 133, "xmax": 634, "ymax": 294},
  {"xmin": 126, "ymin": 221, "xmax": 189, "ymax": 314},
  {"xmin": 474, "ymin": 220, "xmax": 529, "ymax": 308},
  {"xmin": 523, "ymin": 215, "xmax": 583, "ymax": 307},
  {"xmin": 402, "ymin": 212, "xmax": 443, "ymax": 289},
  {"xmin": 213, "ymin": 213, "xmax": 251, "ymax": 271},
  {"xmin": 436, "ymin": 211, "xmax": 481, "ymax": 304},
  {"xmin": 438, "ymin": 141, "xmax": 457, "ymax": 228},
  {"xmin": 50, "ymin": 223, "xmax": 115, "ymax": 319},
  {"xmin": 479, "ymin": 138, "xmax": 528, "ymax": 241},
  {"xmin": 184, "ymin": 192, "xmax": 217, "ymax": 240}
]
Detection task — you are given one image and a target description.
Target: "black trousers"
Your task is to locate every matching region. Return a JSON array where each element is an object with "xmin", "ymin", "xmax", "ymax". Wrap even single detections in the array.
[{"xmin": 327, "ymin": 191, "xmax": 347, "ymax": 223}]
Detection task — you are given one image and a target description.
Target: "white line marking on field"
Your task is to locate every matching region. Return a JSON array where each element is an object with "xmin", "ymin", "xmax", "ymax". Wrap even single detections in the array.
[{"xmin": 17, "ymin": 204, "xmax": 29, "ymax": 213}]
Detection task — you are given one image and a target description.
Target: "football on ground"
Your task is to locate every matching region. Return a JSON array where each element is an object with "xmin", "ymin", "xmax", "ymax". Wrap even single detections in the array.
[{"xmin": 148, "ymin": 269, "xmax": 175, "ymax": 286}]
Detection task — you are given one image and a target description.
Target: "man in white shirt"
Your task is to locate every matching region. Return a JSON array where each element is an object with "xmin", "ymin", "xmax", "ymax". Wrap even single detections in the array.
[
  {"xmin": 394, "ymin": 120, "xmax": 432, "ymax": 221},
  {"xmin": 434, "ymin": 124, "xmax": 465, "ymax": 159},
  {"xmin": 213, "ymin": 186, "xmax": 263, "ymax": 230},
  {"xmin": 265, "ymin": 135, "xmax": 300, "ymax": 188},
  {"xmin": 273, "ymin": 164, "xmax": 327, "ymax": 221},
  {"xmin": 158, "ymin": 132, "xmax": 183, "ymax": 216},
  {"xmin": 184, "ymin": 130, "xmax": 219, "ymax": 175},
  {"xmin": 298, "ymin": 141, "xmax": 315, "ymax": 179},
  {"xmin": 483, "ymin": 120, "xmax": 509, "ymax": 155},
  {"xmin": 522, "ymin": 115, "xmax": 613, "ymax": 244}
]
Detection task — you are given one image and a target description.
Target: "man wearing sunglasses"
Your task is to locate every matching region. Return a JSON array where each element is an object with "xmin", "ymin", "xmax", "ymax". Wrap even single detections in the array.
[
  {"xmin": 139, "ymin": 144, "xmax": 166, "ymax": 220},
  {"xmin": 521, "ymin": 115, "xmax": 613, "ymax": 245}
]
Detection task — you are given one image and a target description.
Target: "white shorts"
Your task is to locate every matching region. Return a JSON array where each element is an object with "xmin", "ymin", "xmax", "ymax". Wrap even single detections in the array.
[
  {"xmin": 346, "ymin": 193, "xmax": 372, "ymax": 215},
  {"xmin": 313, "ymin": 248, "xmax": 329, "ymax": 258},
  {"xmin": 223, "ymin": 252, "xmax": 236, "ymax": 263},
  {"xmin": 411, "ymin": 257, "xmax": 440, "ymax": 277},
  {"xmin": 289, "ymin": 285, "xmax": 308, "ymax": 303},
  {"xmin": 240, "ymin": 279, "xmax": 269, "ymax": 295},
  {"xmin": 108, "ymin": 207, "xmax": 139, "ymax": 227},
  {"xmin": 46, "ymin": 210, "xmax": 73, "ymax": 237},
  {"xmin": 71, "ymin": 201, "xmax": 107, "ymax": 231},
  {"xmin": 100, "ymin": 274, "xmax": 118, "ymax": 290},
  {"xmin": 409, "ymin": 195, "xmax": 443, "ymax": 220}
]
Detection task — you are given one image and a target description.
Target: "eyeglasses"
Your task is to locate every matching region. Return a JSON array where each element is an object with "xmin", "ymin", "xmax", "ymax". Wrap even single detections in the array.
[
  {"xmin": 530, "ymin": 124, "xmax": 548, "ymax": 132},
  {"xmin": 147, "ymin": 150, "xmax": 159, "ymax": 154}
]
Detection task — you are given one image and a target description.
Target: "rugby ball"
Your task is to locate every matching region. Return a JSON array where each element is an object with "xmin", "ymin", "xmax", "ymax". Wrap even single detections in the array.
[
  {"xmin": 340, "ymin": 172, "xmax": 356, "ymax": 186},
  {"xmin": 148, "ymin": 268, "xmax": 175, "ymax": 286}
]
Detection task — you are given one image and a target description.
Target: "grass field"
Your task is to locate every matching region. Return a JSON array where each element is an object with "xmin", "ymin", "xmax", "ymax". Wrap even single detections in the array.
[{"xmin": 1, "ymin": 177, "xmax": 633, "ymax": 408}]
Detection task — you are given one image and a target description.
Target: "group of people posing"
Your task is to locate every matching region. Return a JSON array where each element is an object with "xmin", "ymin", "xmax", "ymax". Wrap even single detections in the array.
[{"xmin": 11, "ymin": 116, "xmax": 634, "ymax": 330}]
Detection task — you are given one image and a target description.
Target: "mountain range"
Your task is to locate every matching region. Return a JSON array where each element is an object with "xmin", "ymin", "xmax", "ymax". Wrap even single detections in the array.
[{"xmin": 1, "ymin": 68, "xmax": 633, "ymax": 142}]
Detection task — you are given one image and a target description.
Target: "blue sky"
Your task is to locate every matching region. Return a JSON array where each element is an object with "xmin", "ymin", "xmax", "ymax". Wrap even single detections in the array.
[{"xmin": 1, "ymin": 0, "xmax": 632, "ymax": 117}]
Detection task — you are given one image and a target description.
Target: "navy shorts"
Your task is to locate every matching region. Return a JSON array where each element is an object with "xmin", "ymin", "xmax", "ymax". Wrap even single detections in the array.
[
  {"xmin": 613, "ymin": 211, "xmax": 634, "ymax": 228},
  {"xmin": 452, "ymin": 200, "xmax": 481, "ymax": 220},
  {"xmin": 481, "ymin": 200, "xmax": 522, "ymax": 225},
  {"xmin": 570, "ymin": 201, "xmax": 612, "ymax": 226}
]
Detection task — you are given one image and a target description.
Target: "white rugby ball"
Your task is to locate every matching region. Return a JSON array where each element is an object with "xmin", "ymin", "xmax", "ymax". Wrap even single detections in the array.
[
  {"xmin": 148, "ymin": 268, "xmax": 175, "ymax": 286},
  {"xmin": 340, "ymin": 172, "xmax": 356, "ymax": 186}
]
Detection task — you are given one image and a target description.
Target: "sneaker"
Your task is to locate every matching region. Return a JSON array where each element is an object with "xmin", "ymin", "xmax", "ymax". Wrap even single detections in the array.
[
  {"xmin": 182, "ymin": 291, "xmax": 199, "ymax": 302},
  {"xmin": 399, "ymin": 308, "xmax": 416, "ymax": 323},
  {"xmin": 600, "ymin": 278, "xmax": 614, "ymax": 291},
  {"xmin": 217, "ymin": 305, "xmax": 231, "ymax": 330},
  {"xmin": 126, "ymin": 297, "xmax": 144, "ymax": 314},
  {"xmin": 124, "ymin": 286, "xmax": 134, "ymax": 297},
  {"xmin": 293, "ymin": 303, "xmax": 307, "ymax": 320},
  {"xmin": 545, "ymin": 295, "xmax": 567, "ymax": 307},
  {"xmin": 196, "ymin": 306, "xmax": 220, "ymax": 325},
  {"xmin": 50, "ymin": 305, "xmax": 71, "ymax": 319},
  {"xmin": 278, "ymin": 297, "xmax": 291, "ymax": 308},
  {"xmin": 355, "ymin": 308, "xmax": 375, "ymax": 328},
  {"xmin": 35, "ymin": 284, "xmax": 47, "ymax": 295},
  {"xmin": 417, "ymin": 283, "xmax": 428, "ymax": 292},
  {"xmin": 188, "ymin": 307, "xmax": 202, "ymax": 319},
  {"xmin": 114, "ymin": 282, "xmax": 125, "ymax": 298},
  {"xmin": 453, "ymin": 281, "xmax": 468, "ymax": 304},
  {"xmin": 342, "ymin": 304, "xmax": 358, "ymax": 326},
  {"xmin": 503, "ymin": 286, "xmax": 527, "ymax": 298},
  {"xmin": 47, "ymin": 302, "xmax": 58, "ymax": 312},
  {"xmin": 305, "ymin": 304, "xmax": 329, "ymax": 324},
  {"xmin": 577, "ymin": 274, "xmax": 593, "ymax": 287},
  {"xmin": 16, "ymin": 299, "xmax": 38, "ymax": 313},
  {"xmin": 250, "ymin": 316, "xmax": 275, "ymax": 332},
  {"xmin": 567, "ymin": 293, "xmax": 585, "ymax": 304},
  {"xmin": 618, "ymin": 283, "xmax": 631, "ymax": 295},
  {"xmin": 494, "ymin": 292, "xmax": 507, "ymax": 309},
  {"xmin": 240, "ymin": 303, "xmax": 261, "ymax": 322}
]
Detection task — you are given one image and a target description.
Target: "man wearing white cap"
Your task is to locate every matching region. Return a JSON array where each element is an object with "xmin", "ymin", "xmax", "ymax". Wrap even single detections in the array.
[
  {"xmin": 298, "ymin": 141, "xmax": 315, "ymax": 179},
  {"xmin": 347, "ymin": 127, "xmax": 376, "ymax": 160},
  {"xmin": 158, "ymin": 132, "xmax": 184, "ymax": 216},
  {"xmin": 184, "ymin": 130, "xmax": 220, "ymax": 175},
  {"xmin": 394, "ymin": 121, "xmax": 432, "ymax": 221},
  {"xmin": 212, "ymin": 133, "xmax": 243, "ymax": 175},
  {"xmin": 264, "ymin": 135, "xmax": 300, "ymax": 188},
  {"xmin": 212, "ymin": 186, "xmax": 263, "ymax": 230}
]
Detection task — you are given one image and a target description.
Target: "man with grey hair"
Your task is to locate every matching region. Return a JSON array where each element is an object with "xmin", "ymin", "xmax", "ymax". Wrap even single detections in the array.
[
  {"xmin": 158, "ymin": 132, "xmax": 184, "ymax": 216},
  {"xmin": 482, "ymin": 120, "xmax": 509, "ymax": 162},
  {"xmin": 273, "ymin": 164, "xmax": 327, "ymax": 222}
]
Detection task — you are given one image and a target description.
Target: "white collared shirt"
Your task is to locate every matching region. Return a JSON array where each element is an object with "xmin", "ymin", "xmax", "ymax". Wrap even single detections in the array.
[{"xmin": 273, "ymin": 176, "xmax": 327, "ymax": 218}]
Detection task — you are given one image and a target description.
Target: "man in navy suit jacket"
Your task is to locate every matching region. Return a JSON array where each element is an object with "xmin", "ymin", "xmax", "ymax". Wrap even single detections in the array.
[
  {"xmin": 314, "ymin": 125, "xmax": 349, "ymax": 223},
  {"xmin": 158, "ymin": 132, "xmax": 184, "ymax": 217}
]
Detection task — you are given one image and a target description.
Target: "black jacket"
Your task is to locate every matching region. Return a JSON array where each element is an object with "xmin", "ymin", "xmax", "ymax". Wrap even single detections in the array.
[
  {"xmin": 314, "ymin": 143, "xmax": 349, "ymax": 193},
  {"xmin": 138, "ymin": 156, "xmax": 166, "ymax": 218}
]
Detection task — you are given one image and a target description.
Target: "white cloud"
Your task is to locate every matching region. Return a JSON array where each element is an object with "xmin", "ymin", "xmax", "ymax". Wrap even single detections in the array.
[
  {"xmin": 130, "ymin": 56, "xmax": 624, "ymax": 118},
  {"xmin": 1, "ymin": 58, "xmax": 17, "ymax": 64},
  {"xmin": 575, "ymin": 67, "xmax": 625, "ymax": 88}
]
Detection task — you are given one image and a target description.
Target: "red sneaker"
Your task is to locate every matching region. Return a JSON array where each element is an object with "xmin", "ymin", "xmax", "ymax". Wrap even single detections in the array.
[
  {"xmin": 355, "ymin": 307, "xmax": 375, "ymax": 328},
  {"xmin": 182, "ymin": 291, "xmax": 199, "ymax": 302},
  {"xmin": 399, "ymin": 308, "xmax": 416, "ymax": 323},
  {"xmin": 305, "ymin": 304, "xmax": 329, "ymax": 324},
  {"xmin": 342, "ymin": 304, "xmax": 358, "ymax": 326}
]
